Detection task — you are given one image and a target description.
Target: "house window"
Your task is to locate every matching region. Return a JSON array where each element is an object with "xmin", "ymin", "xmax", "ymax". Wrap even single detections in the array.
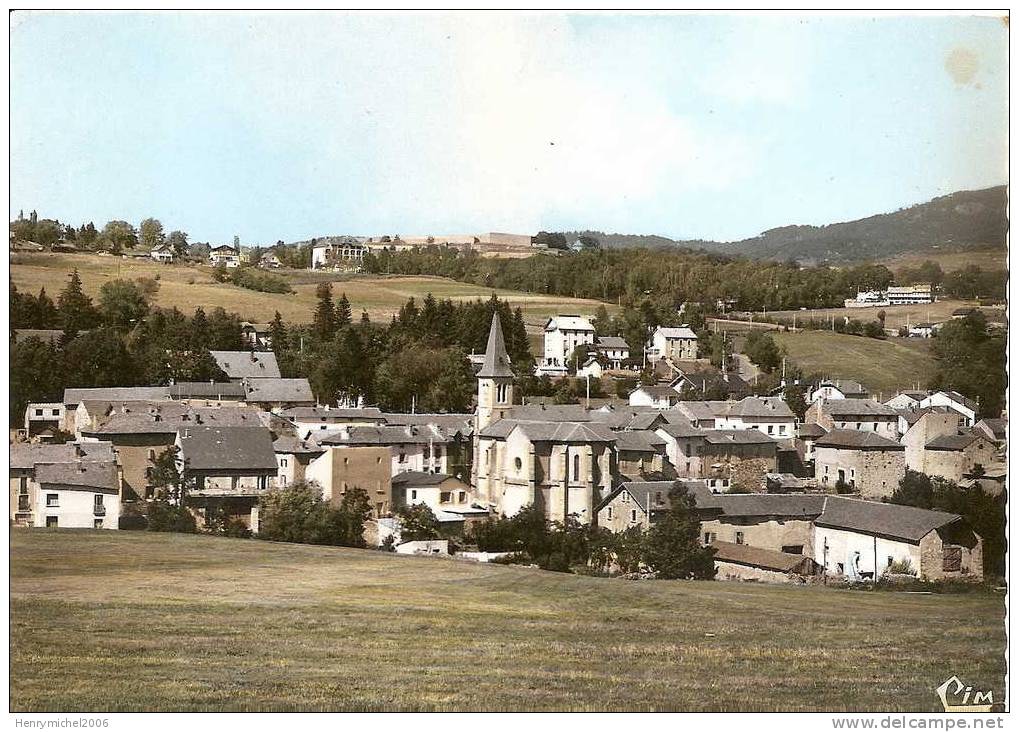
[
  {"xmin": 943, "ymin": 546, "xmax": 962, "ymax": 573},
  {"xmin": 19, "ymin": 477, "xmax": 27, "ymax": 493},
  {"xmin": 572, "ymin": 454, "xmax": 580, "ymax": 482},
  {"xmin": 94, "ymin": 495, "xmax": 104, "ymax": 509},
  {"xmin": 399, "ymin": 453, "xmax": 406, "ymax": 463},
  {"xmin": 514, "ymin": 457, "xmax": 523, "ymax": 471},
  {"xmin": 782, "ymin": 545, "xmax": 803, "ymax": 555},
  {"xmin": 46, "ymin": 493, "xmax": 59, "ymax": 507},
  {"xmin": 704, "ymin": 532, "xmax": 716, "ymax": 544},
  {"xmin": 434, "ymin": 447, "xmax": 442, "ymax": 459},
  {"xmin": 280, "ymin": 476, "xmax": 287, "ymax": 486},
  {"xmin": 655, "ymin": 492, "xmax": 662, "ymax": 504},
  {"xmin": 423, "ymin": 446, "xmax": 431, "ymax": 459},
  {"xmin": 18, "ymin": 495, "xmax": 29, "ymax": 511},
  {"xmin": 51, "ymin": 409, "xmax": 59, "ymax": 417},
  {"xmin": 735, "ymin": 531, "xmax": 744, "ymax": 545},
  {"xmin": 440, "ymin": 491, "xmax": 452, "ymax": 503},
  {"xmin": 458, "ymin": 492, "xmax": 466, "ymax": 503},
  {"xmin": 767, "ymin": 425, "xmax": 774, "ymax": 434},
  {"xmin": 630, "ymin": 509, "xmax": 637, "ymax": 522},
  {"xmin": 94, "ymin": 519, "xmax": 104, "ymax": 529},
  {"xmin": 148, "ymin": 449, "xmax": 156, "ymax": 461},
  {"xmin": 280, "ymin": 458, "xmax": 289, "ymax": 467},
  {"xmin": 34, "ymin": 409, "xmax": 43, "ymax": 417},
  {"xmin": 411, "ymin": 490, "xmax": 417, "ymax": 500},
  {"xmin": 607, "ymin": 507, "xmax": 613, "ymax": 520},
  {"xmin": 343, "ymin": 457, "xmax": 348, "ymax": 466},
  {"xmin": 46, "ymin": 516, "xmax": 58, "ymax": 528}
]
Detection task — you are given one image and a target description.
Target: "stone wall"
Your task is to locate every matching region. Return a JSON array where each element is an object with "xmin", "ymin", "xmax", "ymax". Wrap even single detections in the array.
[
  {"xmin": 700, "ymin": 517, "xmax": 815, "ymax": 556},
  {"xmin": 814, "ymin": 446, "xmax": 905, "ymax": 499}
]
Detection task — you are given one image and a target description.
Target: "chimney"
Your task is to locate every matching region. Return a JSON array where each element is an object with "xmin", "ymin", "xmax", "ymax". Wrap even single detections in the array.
[{"xmin": 183, "ymin": 428, "xmax": 190, "ymax": 439}]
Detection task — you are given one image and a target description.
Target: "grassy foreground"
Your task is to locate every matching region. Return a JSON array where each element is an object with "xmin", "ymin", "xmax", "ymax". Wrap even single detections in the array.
[
  {"xmin": 772, "ymin": 331, "xmax": 936, "ymax": 397},
  {"xmin": 9, "ymin": 252, "xmax": 610, "ymax": 327},
  {"xmin": 10, "ymin": 531, "xmax": 1005, "ymax": 712}
]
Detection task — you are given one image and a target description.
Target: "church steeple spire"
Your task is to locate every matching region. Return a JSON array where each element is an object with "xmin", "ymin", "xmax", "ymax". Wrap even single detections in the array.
[{"xmin": 476, "ymin": 312, "xmax": 514, "ymax": 431}]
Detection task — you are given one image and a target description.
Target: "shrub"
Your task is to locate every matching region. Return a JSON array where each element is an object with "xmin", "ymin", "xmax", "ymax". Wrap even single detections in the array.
[
  {"xmin": 230, "ymin": 267, "xmax": 292, "ymax": 294},
  {"xmin": 887, "ymin": 558, "xmax": 915, "ymax": 575},
  {"xmin": 147, "ymin": 501, "xmax": 197, "ymax": 533}
]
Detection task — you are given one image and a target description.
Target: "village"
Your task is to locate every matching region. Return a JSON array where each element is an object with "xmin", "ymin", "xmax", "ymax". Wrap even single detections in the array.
[{"xmin": 10, "ymin": 295, "xmax": 1005, "ymax": 585}]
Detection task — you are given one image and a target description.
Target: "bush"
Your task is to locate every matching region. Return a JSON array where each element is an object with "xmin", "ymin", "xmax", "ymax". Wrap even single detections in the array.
[
  {"xmin": 211, "ymin": 263, "xmax": 229, "ymax": 282},
  {"xmin": 887, "ymin": 558, "xmax": 915, "ymax": 575},
  {"xmin": 257, "ymin": 481, "xmax": 370, "ymax": 547},
  {"xmin": 230, "ymin": 267, "xmax": 292, "ymax": 294},
  {"xmin": 146, "ymin": 501, "xmax": 197, "ymax": 533}
]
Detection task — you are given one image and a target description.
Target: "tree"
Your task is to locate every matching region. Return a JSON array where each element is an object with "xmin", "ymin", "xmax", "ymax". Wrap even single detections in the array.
[
  {"xmin": 258, "ymin": 482, "xmax": 371, "ymax": 548},
  {"xmin": 98, "ymin": 220, "xmax": 138, "ymax": 254},
  {"xmin": 57, "ymin": 269, "xmax": 99, "ymax": 339},
  {"xmin": 139, "ymin": 218, "xmax": 165, "ymax": 250},
  {"xmin": 268, "ymin": 311, "xmax": 287, "ymax": 355},
  {"xmin": 743, "ymin": 331, "xmax": 782, "ymax": 373},
  {"xmin": 10, "ymin": 336, "xmax": 65, "ymax": 425},
  {"xmin": 98, "ymin": 279, "xmax": 150, "ymax": 329},
  {"xmin": 167, "ymin": 230, "xmax": 189, "ymax": 256},
  {"xmin": 929, "ymin": 311, "xmax": 1006, "ymax": 418},
  {"xmin": 396, "ymin": 503, "xmax": 440, "ymax": 541},
  {"xmin": 640, "ymin": 484, "xmax": 716, "ymax": 579},
  {"xmin": 148, "ymin": 446, "xmax": 188, "ymax": 502},
  {"xmin": 63, "ymin": 328, "xmax": 136, "ymax": 389},
  {"xmin": 313, "ymin": 282, "xmax": 336, "ymax": 342},
  {"xmin": 336, "ymin": 292, "xmax": 352, "ymax": 326}
]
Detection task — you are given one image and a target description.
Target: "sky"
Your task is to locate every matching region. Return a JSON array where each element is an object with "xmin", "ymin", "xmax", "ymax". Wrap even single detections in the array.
[{"xmin": 10, "ymin": 12, "xmax": 1009, "ymax": 245}]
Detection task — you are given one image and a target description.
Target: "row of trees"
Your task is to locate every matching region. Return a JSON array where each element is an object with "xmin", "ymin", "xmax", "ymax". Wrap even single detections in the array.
[
  {"xmin": 469, "ymin": 484, "xmax": 716, "ymax": 578},
  {"xmin": 11, "ymin": 211, "xmax": 191, "ymax": 256},
  {"xmin": 896, "ymin": 259, "xmax": 1006, "ymax": 300}
]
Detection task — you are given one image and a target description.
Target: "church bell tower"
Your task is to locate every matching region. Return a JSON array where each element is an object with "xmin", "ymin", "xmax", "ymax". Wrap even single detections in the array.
[{"xmin": 476, "ymin": 312, "xmax": 514, "ymax": 432}]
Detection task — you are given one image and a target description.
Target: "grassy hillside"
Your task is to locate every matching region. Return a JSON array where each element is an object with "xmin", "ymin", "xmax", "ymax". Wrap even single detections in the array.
[
  {"xmin": 772, "ymin": 331, "xmax": 936, "ymax": 397},
  {"xmin": 9, "ymin": 252, "xmax": 611, "ymax": 327},
  {"xmin": 10, "ymin": 531, "xmax": 1004, "ymax": 712},
  {"xmin": 767, "ymin": 299, "xmax": 1004, "ymax": 332}
]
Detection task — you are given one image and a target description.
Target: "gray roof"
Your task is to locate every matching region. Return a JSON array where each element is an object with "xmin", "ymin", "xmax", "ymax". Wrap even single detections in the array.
[
  {"xmin": 703, "ymin": 430, "xmax": 778, "ymax": 446},
  {"xmin": 35, "ymin": 462, "xmax": 119, "ymax": 493},
  {"xmin": 898, "ymin": 406, "xmax": 956, "ymax": 427},
  {"xmin": 712, "ymin": 541, "xmax": 816, "ymax": 573},
  {"xmin": 178, "ymin": 426, "xmax": 277, "ymax": 472},
  {"xmin": 635, "ymin": 385, "xmax": 681, "ymax": 399},
  {"xmin": 84, "ymin": 403, "xmax": 264, "ymax": 436},
  {"xmin": 723, "ymin": 396, "xmax": 794, "ymax": 419},
  {"xmin": 244, "ymin": 378, "xmax": 314, "ymax": 404},
  {"xmin": 675, "ymin": 400, "xmax": 731, "ymax": 422},
  {"xmin": 814, "ymin": 429, "xmax": 903, "ymax": 450},
  {"xmin": 596, "ymin": 480, "xmax": 677, "ymax": 513},
  {"xmin": 272, "ymin": 436, "xmax": 326, "ymax": 456},
  {"xmin": 168, "ymin": 382, "xmax": 246, "ymax": 399},
  {"xmin": 814, "ymin": 379, "xmax": 868, "ymax": 396},
  {"xmin": 319, "ymin": 424, "xmax": 453, "ymax": 446},
  {"xmin": 381, "ymin": 413, "xmax": 474, "ymax": 435},
  {"xmin": 479, "ymin": 419, "xmax": 617, "ymax": 443},
  {"xmin": 596, "ymin": 336, "xmax": 629, "ymax": 350},
  {"xmin": 656, "ymin": 421, "xmax": 707, "ymax": 438},
  {"xmin": 819, "ymin": 399, "xmax": 898, "ymax": 417},
  {"xmin": 613, "ymin": 430, "xmax": 666, "ymax": 453},
  {"xmin": 510, "ymin": 404, "xmax": 591, "ymax": 422},
  {"xmin": 10, "ymin": 442, "xmax": 116, "ymax": 470},
  {"xmin": 210, "ymin": 350, "xmax": 281, "ymax": 379},
  {"xmin": 815, "ymin": 496, "xmax": 962, "ymax": 543},
  {"xmin": 702, "ymin": 493, "xmax": 826, "ymax": 518},
  {"xmin": 797, "ymin": 422, "xmax": 828, "ymax": 438},
  {"xmin": 925, "ymin": 431, "xmax": 988, "ymax": 451},
  {"xmin": 281, "ymin": 406, "xmax": 385, "ymax": 423},
  {"xmin": 64, "ymin": 386, "xmax": 170, "ymax": 404},
  {"xmin": 391, "ymin": 471, "xmax": 464, "ymax": 487},
  {"xmin": 976, "ymin": 418, "xmax": 1007, "ymax": 440},
  {"xmin": 477, "ymin": 313, "xmax": 513, "ymax": 378}
]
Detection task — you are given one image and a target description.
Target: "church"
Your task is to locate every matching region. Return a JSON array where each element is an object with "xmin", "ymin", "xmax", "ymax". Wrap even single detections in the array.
[{"xmin": 471, "ymin": 313, "xmax": 618, "ymax": 524}]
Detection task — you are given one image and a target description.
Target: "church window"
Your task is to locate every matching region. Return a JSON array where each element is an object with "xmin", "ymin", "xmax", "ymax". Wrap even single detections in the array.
[{"xmin": 572, "ymin": 454, "xmax": 580, "ymax": 482}]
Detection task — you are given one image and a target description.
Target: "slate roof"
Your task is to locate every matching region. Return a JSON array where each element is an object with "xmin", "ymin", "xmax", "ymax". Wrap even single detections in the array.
[
  {"xmin": 272, "ymin": 436, "xmax": 326, "ymax": 456},
  {"xmin": 722, "ymin": 396, "xmax": 794, "ymax": 419},
  {"xmin": 381, "ymin": 413, "xmax": 474, "ymax": 434},
  {"xmin": 976, "ymin": 418, "xmax": 1008, "ymax": 440},
  {"xmin": 85, "ymin": 403, "xmax": 263, "ymax": 435},
  {"xmin": 897, "ymin": 406, "xmax": 956, "ymax": 428},
  {"xmin": 613, "ymin": 430, "xmax": 666, "ymax": 453},
  {"xmin": 711, "ymin": 541, "xmax": 816, "ymax": 573},
  {"xmin": 281, "ymin": 406, "xmax": 385, "ymax": 423},
  {"xmin": 391, "ymin": 471, "xmax": 465, "ymax": 487},
  {"xmin": 64, "ymin": 386, "xmax": 170, "ymax": 404},
  {"xmin": 815, "ymin": 496, "xmax": 962, "ymax": 543},
  {"xmin": 703, "ymin": 430, "xmax": 778, "ymax": 446},
  {"xmin": 210, "ymin": 351, "xmax": 281, "ymax": 379},
  {"xmin": 510, "ymin": 404, "xmax": 592, "ymax": 422},
  {"xmin": 813, "ymin": 379, "xmax": 868, "ymax": 396},
  {"xmin": 167, "ymin": 382, "xmax": 247, "ymax": 399},
  {"xmin": 244, "ymin": 378, "xmax": 314, "ymax": 403},
  {"xmin": 655, "ymin": 326, "xmax": 697, "ymax": 340},
  {"xmin": 819, "ymin": 399, "xmax": 898, "ymax": 417},
  {"xmin": 634, "ymin": 385, "xmax": 681, "ymax": 399},
  {"xmin": 178, "ymin": 426, "xmax": 277, "ymax": 472},
  {"xmin": 35, "ymin": 462, "xmax": 119, "ymax": 493},
  {"xmin": 675, "ymin": 400, "xmax": 731, "ymax": 422},
  {"xmin": 925, "ymin": 432, "xmax": 988, "ymax": 451},
  {"xmin": 703, "ymin": 493, "xmax": 826, "ymax": 518},
  {"xmin": 477, "ymin": 313, "xmax": 514, "ymax": 378},
  {"xmin": 596, "ymin": 336, "xmax": 629, "ymax": 350},
  {"xmin": 797, "ymin": 422, "xmax": 828, "ymax": 439},
  {"xmin": 545, "ymin": 315, "xmax": 595, "ymax": 332},
  {"xmin": 319, "ymin": 424, "xmax": 453, "ymax": 446},
  {"xmin": 656, "ymin": 421, "xmax": 707, "ymax": 438},
  {"xmin": 814, "ymin": 429, "xmax": 903, "ymax": 450},
  {"xmin": 478, "ymin": 419, "xmax": 617, "ymax": 443},
  {"xmin": 10, "ymin": 442, "xmax": 116, "ymax": 470},
  {"xmin": 934, "ymin": 391, "xmax": 980, "ymax": 412}
]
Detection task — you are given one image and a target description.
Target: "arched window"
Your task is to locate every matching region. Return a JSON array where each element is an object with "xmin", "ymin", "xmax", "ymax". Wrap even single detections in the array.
[{"xmin": 573, "ymin": 453, "xmax": 580, "ymax": 482}]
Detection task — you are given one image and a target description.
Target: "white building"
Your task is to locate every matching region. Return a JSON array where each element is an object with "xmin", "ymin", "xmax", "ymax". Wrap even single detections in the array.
[
  {"xmin": 311, "ymin": 240, "xmax": 366, "ymax": 271},
  {"xmin": 646, "ymin": 326, "xmax": 698, "ymax": 364},
  {"xmin": 537, "ymin": 315, "xmax": 595, "ymax": 375},
  {"xmin": 11, "ymin": 453, "xmax": 120, "ymax": 530},
  {"xmin": 209, "ymin": 245, "xmax": 240, "ymax": 268},
  {"xmin": 595, "ymin": 336, "xmax": 630, "ymax": 369},
  {"xmin": 920, "ymin": 391, "xmax": 979, "ymax": 427},
  {"xmin": 628, "ymin": 385, "xmax": 681, "ymax": 409},
  {"xmin": 715, "ymin": 396, "xmax": 796, "ymax": 438},
  {"xmin": 886, "ymin": 284, "xmax": 934, "ymax": 305},
  {"xmin": 150, "ymin": 243, "xmax": 175, "ymax": 263},
  {"xmin": 807, "ymin": 379, "xmax": 869, "ymax": 404}
]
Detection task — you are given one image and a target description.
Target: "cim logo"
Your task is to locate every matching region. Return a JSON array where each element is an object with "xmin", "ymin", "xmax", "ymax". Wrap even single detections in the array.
[{"xmin": 936, "ymin": 676, "xmax": 995, "ymax": 712}]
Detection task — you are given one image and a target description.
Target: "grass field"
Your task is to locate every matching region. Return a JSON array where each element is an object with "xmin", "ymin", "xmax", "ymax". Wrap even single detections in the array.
[
  {"xmin": 772, "ymin": 331, "xmax": 935, "ymax": 397},
  {"xmin": 10, "ymin": 531, "xmax": 1005, "ymax": 712},
  {"xmin": 9, "ymin": 252, "xmax": 611, "ymax": 327},
  {"xmin": 875, "ymin": 248, "xmax": 1007, "ymax": 274},
  {"xmin": 767, "ymin": 299, "xmax": 1004, "ymax": 332}
]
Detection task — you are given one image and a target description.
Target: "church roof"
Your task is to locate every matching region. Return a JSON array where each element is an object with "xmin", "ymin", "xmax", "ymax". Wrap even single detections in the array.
[{"xmin": 477, "ymin": 313, "xmax": 514, "ymax": 378}]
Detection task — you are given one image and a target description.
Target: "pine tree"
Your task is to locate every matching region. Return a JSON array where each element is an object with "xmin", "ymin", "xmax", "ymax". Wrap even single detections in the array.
[
  {"xmin": 191, "ymin": 307, "xmax": 209, "ymax": 349},
  {"xmin": 641, "ymin": 485, "xmax": 716, "ymax": 579},
  {"xmin": 269, "ymin": 311, "xmax": 288, "ymax": 355},
  {"xmin": 336, "ymin": 292, "xmax": 352, "ymax": 326},
  {"xmin": 57, "ymin": 269, "xmax": 97, "ymax": 340},
  {"xmin": 313, "ymin": 282, "xmax": 336, "ymax": 342}
]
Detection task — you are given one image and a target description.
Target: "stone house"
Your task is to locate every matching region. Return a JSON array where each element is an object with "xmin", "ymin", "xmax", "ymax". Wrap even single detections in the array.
[
  {"xmin": 272, "ymin": 435, "xmax": 324, "ymax": 488},
  {"xmin": 654, "ymin": 421, "xmax": 706, "ymax": 478},
  {"xmin": 806, "ymin": 398, "xmax": 900, "ymax": 439},
  {"xmin": 594, "ymin": 480, "xmax": 675, "ymax": 532},
  {"xmin": 10, "ymin": 442, "xmax": 119, "ymax": 529},
  {"xmin": 973, "ymin": 417, "xmax": 1007, "ymax": 446},
  {"xmin": 922, "ymin": 431, "xmax": 998, "ymax": 483},
  {"xmin": 24, "ymin": 402, "xmax": 64, "ymax": 439},
  {"xmin": 242, "ymin": 378, "xmax": 316, "ymax": 410},
  {"xmin": 391, "ymin": 471, "xmax": 477, "ymax": 520},
  {"xmin": 715, "ymin": 396, "xmax": 796, "ymax": 439},
  {"xmin": 594, "ymin": 336, "xmax": 630, "ymax": 369},
  {"xmin": 646, "ymin": 326, "xmax": 698, "ymax": 363},
  {"xmin": 813, "ymin": 498, "xmax": 982, "ymax": 581},
  {"xmin": 209, "ymin": 244, "xmax": 240, "ymax": 267},
  {"xmin": 697, "ymin": 493, "xmax": 823, "ymax": 556},
  {"xmin": 304, "ymin": 445, "xmax": 393, "ymax": 516},
  {"xmin": 884, "ymin": 390, "xmax": 929, "ymax": 411},
  {"xmin": 711, "ymin": 541, "xmax": 821, "ymax": 583},
  {"xmin": 318, "ymin": 423, "xmax": 465, "ymax": 478},
  {"xmin": 613, "ymin": 430, "xmax": 672, "ymax": 480},
  {"xmin": 699, "ymin": 430, "xmax": 779, "ymax": 492},
  {"xmin": 900, "ymin": 410, "xmax": 963, "ymax": 474},
  {"xmin": 150, "ymin": 243, "xmax": 175, "ymax": 263},
  {"xmin": 282, "ymin": 406, "xmax": 387, "ymax": 439},
  {"xmin": 813, "ymin": 429, "xmax": 905, "ymax": 499}
]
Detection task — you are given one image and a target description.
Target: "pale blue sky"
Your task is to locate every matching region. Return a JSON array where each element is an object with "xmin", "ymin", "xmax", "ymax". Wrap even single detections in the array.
[{"xmin": 10, "ymin": 13, "xmax": 1008, "ymax": 245}]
